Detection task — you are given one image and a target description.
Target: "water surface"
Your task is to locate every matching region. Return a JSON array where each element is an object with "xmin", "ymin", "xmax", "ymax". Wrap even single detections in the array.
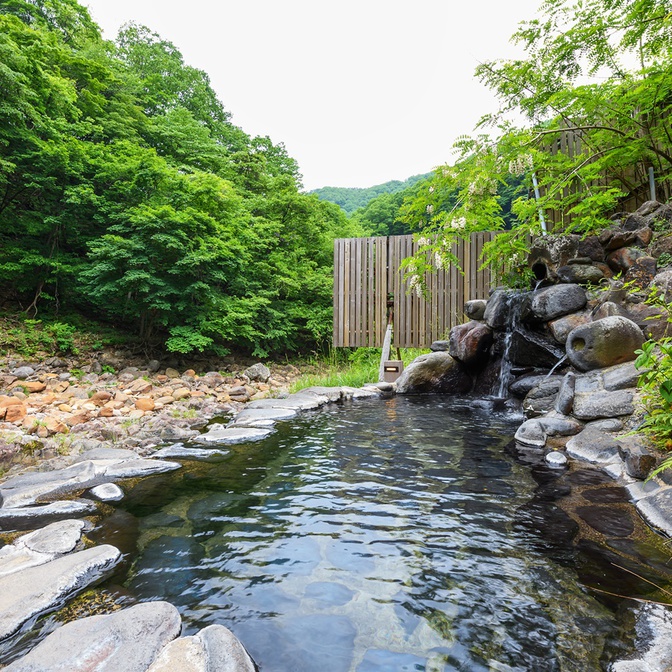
[{"xmin": 106, "ymin": 396, "xmax": 672, "ymax": 671}]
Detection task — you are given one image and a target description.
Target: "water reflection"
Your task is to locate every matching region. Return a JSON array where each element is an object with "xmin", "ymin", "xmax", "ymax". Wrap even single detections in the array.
[{"xmin": 114, "ymin": 397, "xmax": 671, "ymax": 671}]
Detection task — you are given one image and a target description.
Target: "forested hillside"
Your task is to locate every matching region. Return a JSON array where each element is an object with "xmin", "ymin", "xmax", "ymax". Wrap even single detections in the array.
[
  {"xmin": 0, "ymin": 0, "xmax": 363, "ymax": 357},
  {"xmin": 310, "ymin": 174, "xmax": 431, "ymax": 215}
]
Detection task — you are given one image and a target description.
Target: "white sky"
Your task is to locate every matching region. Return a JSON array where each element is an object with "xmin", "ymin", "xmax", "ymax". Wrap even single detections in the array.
[{"xmin": 84, "ymin": 0, "xmax": 541, "ymax": 190}]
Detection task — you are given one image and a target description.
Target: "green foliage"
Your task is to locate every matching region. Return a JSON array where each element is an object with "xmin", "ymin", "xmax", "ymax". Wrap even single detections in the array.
[
  {"xmin": 311, "ymin": 173, "xmax": 431, "ymax": 215},
  {"xmin": 402, "ymin": 0, "xmax": 672, "ymax": 287},
  {"xmin": 634, "ymin": 289, "xmax": 672, "ymax": 455},
  {"xmin": 0, "ymin": 1, "xmax": 356, "ymax": 357}
]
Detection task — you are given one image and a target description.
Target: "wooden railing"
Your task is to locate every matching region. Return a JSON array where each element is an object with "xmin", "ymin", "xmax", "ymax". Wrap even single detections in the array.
[{"xmin": 333, "ymin": 233, "xmax": 497, "ymax": 348}]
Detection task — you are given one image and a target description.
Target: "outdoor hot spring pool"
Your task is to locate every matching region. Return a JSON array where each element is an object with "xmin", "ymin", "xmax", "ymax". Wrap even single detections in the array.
[{"xmin": 87, "ymin": 396, "xmax": 672, "ymax": 671}]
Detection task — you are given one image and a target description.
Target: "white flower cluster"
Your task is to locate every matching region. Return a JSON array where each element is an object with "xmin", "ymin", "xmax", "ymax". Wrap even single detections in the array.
[
  {"xmin": 428, "ymin": 186, "xmax": 435, "ymax": 194},
  {"xmin": 508, "ymin": 153, "xmax": 534, "ymax": 176},
  {"xmin": 446, "ymin": 216, "xmax": 467, "ymax": 230},
  {"xmin": 408, "ymin": 274, "xmax": 423, "ymax": 297},
  {"xmin": 416, "ymin": 236, "xmax": 431, "ymax": 247},
  {"xmin": 467, "ymin": 179, "xmax": 498, "ymax": 197},
  {"xmin": 434, "ymin": 251, "xmax": 445, "ymax": 270},
  {"xmin": 426, "ymin": 204, "xmax": 435, "ymax": 215}
]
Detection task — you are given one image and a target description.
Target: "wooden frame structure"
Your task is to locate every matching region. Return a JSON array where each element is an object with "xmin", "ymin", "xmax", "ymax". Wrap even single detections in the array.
[{"xmin": 333, "ymin": 233, "xmax": 498, "ymax": 348}]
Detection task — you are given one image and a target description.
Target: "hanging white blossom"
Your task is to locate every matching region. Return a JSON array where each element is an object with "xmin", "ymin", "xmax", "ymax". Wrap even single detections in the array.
[{"xmin": 508, "ymin": 153, "xmax": 534, "ymax": 176}]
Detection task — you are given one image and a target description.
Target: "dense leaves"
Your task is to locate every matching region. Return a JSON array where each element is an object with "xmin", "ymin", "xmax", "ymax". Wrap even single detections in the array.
[
  {"xmin": 402, "ymin": 0, "xmax": 672, "ymax": 284},
  {"xmin": 0, "ymin": 0, "xmax": 361, "ymax": 356}
]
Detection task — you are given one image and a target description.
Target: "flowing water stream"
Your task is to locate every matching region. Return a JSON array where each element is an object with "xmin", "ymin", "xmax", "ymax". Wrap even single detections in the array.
[{"xmin": 88, "ymin": 396, "xmax": 672, "ymax": 671}]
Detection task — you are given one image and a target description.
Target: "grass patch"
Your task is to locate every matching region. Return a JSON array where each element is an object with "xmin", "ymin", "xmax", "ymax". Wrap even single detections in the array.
[{"xmin": 290, "ymin": 348, "xmax": 429, "ymax": 393}]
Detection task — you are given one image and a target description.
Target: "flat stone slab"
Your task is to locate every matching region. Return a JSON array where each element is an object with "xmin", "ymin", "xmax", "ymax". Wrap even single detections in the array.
[
  {"xmin": 151, "ymin": 445, "xmax": 230, "ymax": 461},
  {"xmin": 0, "ymin": 520, "xmax": 85, "ymax": 578},
  {"xmin": 636, "ymin": 488, "xmax": 672, "ymax": 536},
  {"xmin": 565, "ymin": 429, "xmax": 621, "ymax": 465},
  {"xmin": 0, "ymin": 544, "xmax": 121, "ymax": 640},
  {"xmin": 572, "ymin": 389, "xmax": 635, "ymax": 420},
  {"xmin": 4, "ymin": 601, "xmax": 181, "ymax": 672},
  {"xmin": 247, "ymin": 394, "xmax": 327, "ymax": 411},
  {"xmin": 0, "ymin": 500, "xmax": 97, "ymax": 532},
  {"xmin": 0, "ymin": 457, "xmax": 180, "ymax": 509},
  {"xmin": 231, "ymin": 407, "xmax": 297, "ymax": 427},
  {"xmin": 602, "ymin": 361, "xmax": 641, "ymax": 391},
  {"xmin": 196, "ymin": 426, "xmax": 272, "ymax": 445},
  {"xmin": 147, "ymin": 624, "xmax": 256, "ymax": 672}
]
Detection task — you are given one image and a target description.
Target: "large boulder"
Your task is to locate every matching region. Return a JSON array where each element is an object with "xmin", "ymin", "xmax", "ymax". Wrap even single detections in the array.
[
  {"xmin": 508, "ymin": 328, "xmax": 566, "ymax": 368},
  {"xmin": 548, "ymin": 310, "xmax": 592, "ymax": 344},
  {"xmin": 483, "ymin": 290, "xmax": 526, "ymax": 331},
  {"xmin": 565, "ymin": 315, "xmax": 644, "ymax": 372},
  {"xmin": 395, "ymin": 352, "xmax": 471, "ymax": 394},
  {"xmin": 448, "ymin": 321, "xmax": 493, "ymax": 366},
  {"xmin": 529, "ymin": 284, "xmax": 587, "ymax": 321},
  {"xmin": 4, "ymin": 602, "xmax": 182, "ymax": 672}
]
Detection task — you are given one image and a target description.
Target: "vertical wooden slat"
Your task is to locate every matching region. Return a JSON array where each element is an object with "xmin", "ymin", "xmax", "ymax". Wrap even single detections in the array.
[{"xmin": 354, "ymin": 238, "xmax": 362, "ymax": 346}]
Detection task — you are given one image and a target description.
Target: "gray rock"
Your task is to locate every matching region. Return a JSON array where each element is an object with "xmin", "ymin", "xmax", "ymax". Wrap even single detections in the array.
[
  {"xmin": 72, "ymin": 448, "xmax": 138, "ymax": 463},
  {"xmin": 572, "ymin": 389, "xmax": 635, "ymax": 420},
  {"xmin": 0, "ymin": 500, "xmax": 97, "ymax": 532},
  {"xmin": 522, "ymin": 378, "xmax": 564, "ymax": 416},
  {"xmin": 626, "ymin": 479, "xmax": 664, "ymax": 502},
  {"xmin": 484, "ymin": 290, "xmax": 525, "ymax": 331},
  {"xmin": 11, "ymin": 367, "xmax": 35, "ymax": 380},
  {"xmin": 545, "ymin": 451, "xmax": 568, "ymax": 467},
  {"xmin": 636, "ymin": 488, "xmax": 672, "ymax": 537},
  {"xmin": 196, "ymin": 426, "xmax": 273, "ymax": 444},
  {"xmin": 147, "ymin": 359, "xmax": 161, "ymax": 373},
  {"xmin": 528, "ymin": 235, "xmax": 581, "ymax": 281},
  {"xmin": 0, "ymin": 544, "xmax": 121, "ymax": 640},
  {"xmin": 602, "ymin": 361, "xmax": 641, "ymax": 391},
  {"xmin": 429, "ymin": 340, "xmax": 449, "ymax": 352},
  {"xmin": 554, "ymin": 372, "xmax": 575, "ymax": 415},
  {"xmin": 591, "ymin": 301, "xmax": 630, "ymax": 321},
  {"xmin": 89, "ymin": 483, "xmax": 124, "ymax": 502},
  {"xmin": 530, "ymin": 284, "xmax": 587, "ymax": 321},
  {"xmin": 0, "ymin": 457, "xmax": 181, "ymax": 509},
  {"xmin": 557, "ymin": 264, "xmax": 604, "ymax": 285},
  {"xmin": 566, "ymin": 315, "xmax": 644, "ymax": 372},
  {"xmin": 247, "ymin": 393, "xmax": 328, "ymax": 411},
  {"xmin": 147, "ymin": 624, "xmax": 256, "ymax": 672},
  {"xmin": 618, "ymin": 436, "xmax": 657, "ymax": 480},
  {"xmin": 340, "ymin": 386, "xmax": 381, "ymax": 399},
  {"xmin": 585, "ymin": 418, "xmax": 624, "ymax": 432},
  {"xmin": 5, "ymin": 601, "xmax": 181, "ymax": 672},
  {"xmin": 610, "ymin": 604, "xmax": 672, "ymax": 672},
  {"xmin": 548, "ymin": 310, "xmax": 592, "ymax": 344},
  {"xmin": 395, "ymin": 352, "xmax": 471, "ymax": 394},
  {"xmin": 509, "ymin": 374, "xmax": 562, "ymax": 398},
  {"xmin": 151, "ymin": 445, "xmax": 229, "ymax": 461},
  {"xmin": 464, "ymin": 299, "xmax": 487, "ymax": 320},
  {"xmin": 231, "ymin": 408, "xmax": 297, "ymax": 427},
  {"xmin": 0, "ymin": 520, "xmax": 85, "ymax": 578},
  {"xmin": 565, "ymin": 429, "xmax": 621, "ymax": 464},
  {"xmin": 650, "ymin": 269, "xmax": 672, "ymax": 303},
  {"xmin": 514, "ymin": 419, "xmax": 546, "ymax": 447},
  {"xmin": 243, "ymin": 363, "xmax": 271, "ymax": 383},
  {"xmin": 294, "ymin": 387, "xmax": 343, "ymax": 402}
]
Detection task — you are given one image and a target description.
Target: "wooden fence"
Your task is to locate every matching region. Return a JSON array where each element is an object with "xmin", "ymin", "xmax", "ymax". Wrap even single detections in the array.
[{"xmin": 333, "ymin": 233, "xmax": 498, "ymax": 348}]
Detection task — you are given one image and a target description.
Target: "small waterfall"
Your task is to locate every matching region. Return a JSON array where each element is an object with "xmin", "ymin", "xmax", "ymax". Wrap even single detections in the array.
[
  {"xmin": 494, "ymin": 291, "xmax": 527, "ymax": 399},
  {"xmin": 546, "ymin": 354, "xmax": 568, "ymax": 378}
]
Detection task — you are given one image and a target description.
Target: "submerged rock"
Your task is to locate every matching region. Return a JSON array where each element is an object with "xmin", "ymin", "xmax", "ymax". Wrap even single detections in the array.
[
  {"xmin": 395, "ymin": 352, "xmax": 471, "ymax": 394},
  {"xmin": 5, "ymin": 601, "xmax": 181, "ymax": 672}
]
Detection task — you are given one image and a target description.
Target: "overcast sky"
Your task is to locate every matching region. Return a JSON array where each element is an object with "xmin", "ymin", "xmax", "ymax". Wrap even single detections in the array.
[{"xmin": 84, "ymin": 1, "xmax": 541, "ymax": 190}]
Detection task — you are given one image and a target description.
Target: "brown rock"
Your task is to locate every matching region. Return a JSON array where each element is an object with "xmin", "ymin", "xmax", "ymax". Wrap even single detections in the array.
[
  {"xmin": 165, "ymin": 368, "xmax": 180, "ymax": 379},
  {"xmin": 11, "ymin": 381, "xmax": 46, "ymax": 393},
  {"xmin": 44, "ymin": 416, "xmax": 68, "ymax": 434},
  {"xmin": 182, "ymin": 369, "xmax": 196, "ymax": 378},
  {"xmin": 58, "ymin": 403, "xmax": 73, "ymax": 413},
  {"xmin": 606, "ymin": 247, "xmax": 646, "ymax": 274},
  {"xmin": 625, "ymin": 256, "xmax": 657, "ymax": 290},
  {"xmin": 129, "ymin": 379, "xmax": 152, "ymax": 394},
  {"xmin": 90, "ymin": 391, "xmax": 113, "ymax": 406},
  {"xmin": 0, "ymin": 395, "xmax": 23, "ymax": 409},
  {"xmin": 63, "ymin": 412, "xmax": 91, "ymax": 427},
  {"xmin": 98, "ymin": 407, "xmax": 114, "ymax": 418},
  {"xmin": 172, "ymin": 388, "xmax": 191, "ymax": 400},
  {"xmin": 135, "ymin": 397, "xmax": 155, "ymax": 411},
  {"xmin": 156, "ymin": 396, "xmax": 175, "ymax": 405},
  {"xmin": 5, "ymin": 404, "xmax": 27, "ymax": 423}
]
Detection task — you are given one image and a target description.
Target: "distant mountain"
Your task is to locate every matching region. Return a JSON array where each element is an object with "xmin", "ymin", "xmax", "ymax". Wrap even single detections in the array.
[{"xmin": 310, "ymin": 173, "xmax": 432, "ymax": 215}]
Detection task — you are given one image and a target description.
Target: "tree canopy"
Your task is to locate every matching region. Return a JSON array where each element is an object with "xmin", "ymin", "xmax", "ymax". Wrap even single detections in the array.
[{"xmin": 0, "ymin": 0, "xmax": 362, "ymax": 356}]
